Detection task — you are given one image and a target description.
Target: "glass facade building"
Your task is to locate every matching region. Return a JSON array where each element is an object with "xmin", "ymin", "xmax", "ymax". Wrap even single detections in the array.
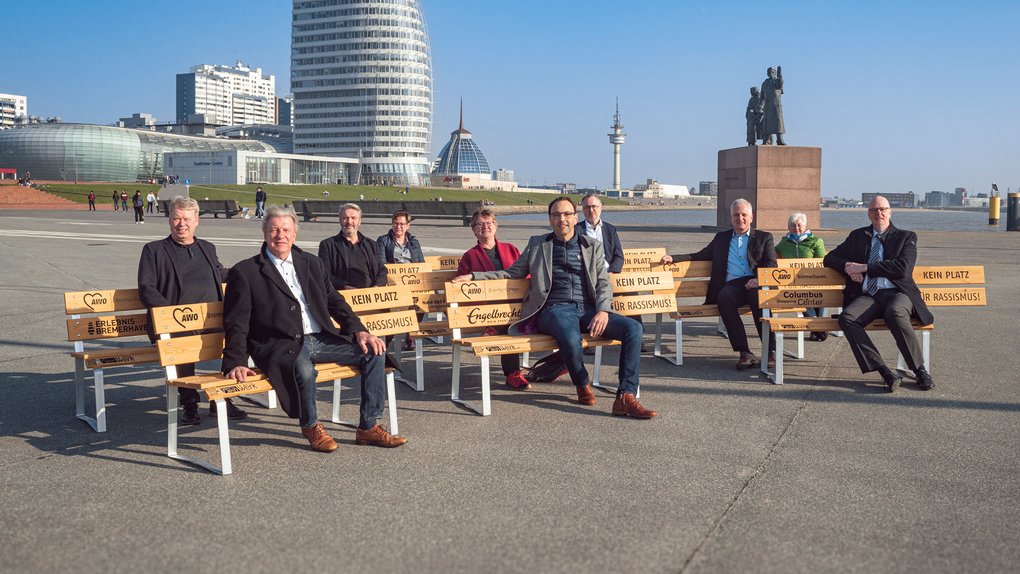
[
  {"xmin": 432, "ymin": 125, "xmax": 490, "ymax": 176},
  {"xmin": 0, "ymin": 123, "xmax": 273, "ymax": 182},
  {"xmin": 291, "ymin": 0, "xmax": 433, "ymax": 186}
]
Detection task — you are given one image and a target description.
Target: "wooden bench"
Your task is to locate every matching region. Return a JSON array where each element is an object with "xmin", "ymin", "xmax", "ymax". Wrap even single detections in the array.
[
  {"xmin": 152, "ymin": 285, "xmax": 419, "ymax": 475},
  {"xmin": 649, "ymin": 259, "xmax": 829, "ymax": 365},
  {"xmin": 293, "ymin": 200, "xmax": 475, "ymax": 225},
  {"xmin": 158, "ymin": 199, "xmax": 242, "ymax": 218},
  {"xmin": 64, "ymin": 288, "xmax": 158, "ymax": 432},
  {"xmin": 386, "ymin": 268, "xmax": 458, "ymax": 391},
  {"xmin": 621, "ymin": 247, "xmax": 666, "ymax": 272},
  {"xmin": 757, "ymin": 264, "xmax": 987, "ymax": 385},
  {"xmin": 444, "ymin": 271, "xmax": 677, "ymax": 416},
  {"xmin": 423, "ymin": 254, "xmax": 461, "ymax": 271}
]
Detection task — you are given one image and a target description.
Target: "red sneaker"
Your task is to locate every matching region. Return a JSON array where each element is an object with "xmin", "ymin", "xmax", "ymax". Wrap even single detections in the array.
[{"xmin": 505, "ymin": 370, "xmax": 532, "ymax": 390}]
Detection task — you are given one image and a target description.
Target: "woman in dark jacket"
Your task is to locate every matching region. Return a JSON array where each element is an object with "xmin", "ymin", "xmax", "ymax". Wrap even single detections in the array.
[
  {"xmin": 132, "ymin": 190, "xmax": 145, "ymax": 224},
  {"xmin": 376, "ymin": 210, "xmax": 425, "ymax": 265}
]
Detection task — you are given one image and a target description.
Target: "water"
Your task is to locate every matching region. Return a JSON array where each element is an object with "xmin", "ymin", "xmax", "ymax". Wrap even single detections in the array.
[{"xmin": 501, "ymin": 208, "xmax": 1003, "ymax": 232}]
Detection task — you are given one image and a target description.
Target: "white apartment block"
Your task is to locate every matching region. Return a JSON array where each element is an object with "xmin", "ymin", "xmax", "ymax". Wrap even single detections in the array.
[
  {"xmin": 176, "ymin": 61, "xmax": 276, "ymax": 126},
  {"xmin": 0, "ymin": 94, "xmax": 28, "ymax": 129}
]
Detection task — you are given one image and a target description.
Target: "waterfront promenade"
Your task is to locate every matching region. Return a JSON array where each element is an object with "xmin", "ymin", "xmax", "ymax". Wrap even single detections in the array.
[{"xmin": 1, "ymin": 209, "xmax": 1017, "ymax": 573}]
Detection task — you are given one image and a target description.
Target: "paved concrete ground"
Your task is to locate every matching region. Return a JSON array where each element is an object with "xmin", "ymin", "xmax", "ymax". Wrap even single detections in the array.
[{"xmin": 1, "ymin": 208, "xmax": 1017, "ymax": 573}]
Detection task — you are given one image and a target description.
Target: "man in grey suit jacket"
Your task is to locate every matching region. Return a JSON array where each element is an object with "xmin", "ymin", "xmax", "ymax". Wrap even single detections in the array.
[{"xmin": 454, "ymin": 197, "xmax": 656, "ymax": 419}]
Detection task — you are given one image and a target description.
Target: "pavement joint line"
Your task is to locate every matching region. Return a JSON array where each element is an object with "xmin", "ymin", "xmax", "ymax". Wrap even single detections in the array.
[{"xmin": 680, "ymin": 367, "xmax": 822, "ymax": 573}]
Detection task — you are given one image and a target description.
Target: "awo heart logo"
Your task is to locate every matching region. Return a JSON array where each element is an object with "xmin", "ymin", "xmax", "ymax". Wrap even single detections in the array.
[
  {"xmin": 400, "ymin": 274, "xmax": 420, "ymax": 285},
  {"xmin": 82, "ymin": 293, "xmax": 104, "ymax": 311},
  {"xmin": 771, "ymin": 269, "xmax": 793, "ymax": 285},
  {"xmin": 173, "ymin": 306, "xmax": 197, "ymax": 329},
  {"xmin": 460, "ymin": 282, "xmax": 482, "ymax": 298}
]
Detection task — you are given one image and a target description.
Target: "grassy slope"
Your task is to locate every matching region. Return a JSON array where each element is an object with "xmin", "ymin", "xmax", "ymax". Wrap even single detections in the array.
[{"xmin": 37, "ymin": 183, "xmax": 626, "ymax": 207}]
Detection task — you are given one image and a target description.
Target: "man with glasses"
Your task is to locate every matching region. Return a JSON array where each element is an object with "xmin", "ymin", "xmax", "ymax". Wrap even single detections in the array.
[
  {"xmin": 577, "ymin": 193, "xmax": 624, "ymax": 274},
  {"xmin": 454, "ymin": 198, "xmax": 656, "ymax": 418},
  {"xmin": 456, "ymin": 208, "xmax": 529, "ymax": 390},
  {"xmin": 824, "ymin": 195, "xmax": 934, "ymax": 392}
]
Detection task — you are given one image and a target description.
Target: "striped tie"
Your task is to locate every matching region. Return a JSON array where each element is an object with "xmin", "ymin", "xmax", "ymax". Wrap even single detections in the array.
[{"xmin": 863, "ymin": 234, "xmax": 882, "ymax": 295}]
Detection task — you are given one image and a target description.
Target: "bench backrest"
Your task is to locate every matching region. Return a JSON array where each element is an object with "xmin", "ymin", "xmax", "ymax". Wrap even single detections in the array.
[
  {"xmin": 423, "ymin": 255, "xmax": 460, "ymax": 271},
  {"xmin": 756, "ymin": 264, "xmax": 987, "ymax": 311},
  {"xmin": 64, "ymin": 288, "xmax": 150, "ymax": 348},
  {"xmin": 153, "ymin": 285, "xmax": 419, "ymax": 368},
  {"xmin": 385, "ymin": 262, "xmax": 432, "ymax": 275},
  {"xmin": 622, "ymin": 248, "xmax": 666, "ymax": 271},
  {"xmin": 387, "ymin": 270, "xmax": 458, "ymax": 313}
]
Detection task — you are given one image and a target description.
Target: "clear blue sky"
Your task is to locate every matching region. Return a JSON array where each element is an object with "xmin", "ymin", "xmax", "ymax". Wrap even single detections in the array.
[{"xmin": 5, "ymin": 0, "xmax": 1018, "ymax": 197}]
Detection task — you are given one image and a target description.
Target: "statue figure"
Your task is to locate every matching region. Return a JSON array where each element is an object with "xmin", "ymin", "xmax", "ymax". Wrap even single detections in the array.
[
  {"xmin": 745, "ymin": 86, "xmax": 764, "ymax": 146},
  {"xmin": 760, "ymin": 66, "xmax": 785, "ymax": 145}
]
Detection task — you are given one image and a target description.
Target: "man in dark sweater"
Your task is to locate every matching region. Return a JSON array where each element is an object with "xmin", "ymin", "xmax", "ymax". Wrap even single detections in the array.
[
  {"xmin": 137, "ymin": 196, "xmax": 247, "ymax": 425},
  {"xmin": 317, "ymin": 203, "xmax": 386, "ymax": 291}
]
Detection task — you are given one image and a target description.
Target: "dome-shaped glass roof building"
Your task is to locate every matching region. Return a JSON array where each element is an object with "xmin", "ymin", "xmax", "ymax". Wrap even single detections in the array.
[
  {"xmin": 0, "ymin": 123, "xmax": 273, "ymax": 182},
  {"xmin": 431, "ymin": 104, "xmax": 490, "ymax": 176}
]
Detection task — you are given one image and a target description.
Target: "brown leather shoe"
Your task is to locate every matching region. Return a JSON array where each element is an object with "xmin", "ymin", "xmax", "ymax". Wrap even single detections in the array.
[
  {"xmin": 355, "ymin": 424, "xmax": 408, "ymax": 448},
  {"xmin": 767, "ymin": 352, "xmax": 776, "ymax": 368},
  {"xmin": 612, "ymin": 393, "xmax": 657, "ymax": 419},
  {"xmin": 301, "ymin": 423, "xmax": 338, "ymax": 453},
  {"xmin": 735, "ymin": 351, "xmax": 759, "ymax": 370},
  {"xmin": 576, "ymin": 384, "xmax": 597, "ymax": 406}
]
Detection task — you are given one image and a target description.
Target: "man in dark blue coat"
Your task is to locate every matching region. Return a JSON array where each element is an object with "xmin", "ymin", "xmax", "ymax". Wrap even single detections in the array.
[
  {"xmin": 576, "ymin": 193, "xmax": 624, "ymax": 274},
  {"xmin": 222, "ymin": 205, "xmax": 407, "ymax": 452}
]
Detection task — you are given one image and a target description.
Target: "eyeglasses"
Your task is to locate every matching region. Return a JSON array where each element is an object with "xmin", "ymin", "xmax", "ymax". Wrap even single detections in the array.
[
  {"xmin": 550, "ymin": 211, "xmax": 576, "ymax": 219},
  {"xmin": 582, "ymin": 204, "xmax": 601, "ymax": 210},
  {"xmin": 867, "ymin": 207, "xmax": 891, "ymax": 214},
  {"xmin": 472, "ymin": 221, "xmax": 495, "ymax": 228},
  {"xmin": 392, "ymin": 222, "xmax": 409, "ymax": 227}
]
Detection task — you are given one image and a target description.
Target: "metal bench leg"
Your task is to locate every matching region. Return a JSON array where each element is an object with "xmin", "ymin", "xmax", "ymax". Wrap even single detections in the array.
[
  {"xmin": 922, "ymin": 331, "xmax": 931, "ymax": 373},
  {"xmin": 479, "ymin": 356, "xmax": 492, "ymax": 416},
  {"xmin": 76, "ymin": 367, "xmax": 106, "ymax": 433},
  {"xmin": 167, "ymin": 391, "xmax": 231, "ymax": 475},
  {"xmin": 522, "ymin": 351, "xmax": 530, "ymax": 369},
  {"xmin": 331, "ymin": 377, "xmax": 359, "ymax": 427},
  {"xmin": 450, "ymin": 345, "xmax": 462, "ymax": 403},
  {"xmin": 408, "ymin": 338, "xmax": 425, "ymax": 392},
  {"xmin": 774, "ymin": 334, "xmax": 785, "ymax": 385},
  {"xmin": 653, "ymin": 313, "xmax": 663, "ymax": 357},
  {"xmin": 717, "ymin": 317, "xmax": 728, "ymax": 339},
  {"xmin": 386, "ymin": 371, "xmax": 399, "ymax": 435}
]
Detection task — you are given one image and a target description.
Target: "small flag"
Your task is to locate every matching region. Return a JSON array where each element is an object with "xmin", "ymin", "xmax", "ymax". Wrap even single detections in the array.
[{"xmin": 992, "ymin": 183, "xmax": 999, "ymax": 192}]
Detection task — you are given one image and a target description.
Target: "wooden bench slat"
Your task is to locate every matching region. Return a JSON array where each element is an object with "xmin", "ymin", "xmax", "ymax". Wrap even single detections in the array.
[
  {"xmin": 360, "ymin": 309, "xmax": 420, "ymax": 337},
  {"xmin": 670, "ymin": 305, "xmax": 751, "ymax": 319},
  {"xmin": 610, "ymin": 293, "xmax": 678, "ymax": 316},
  {"xmin": 446, "ymin": 302, "xmax": 523, "ymax": 329},
  {"xmin": 66, "ymin": 313, "xmax": 150, "ymax": 341},
  {"xmin": 342, "ymin": 285, "xmax": 413, "ymax": 312},
  {"xmin": 73, "ymin": 346, "xmax": 161, "ymax": 369},
  {"xmin": 64, "ymin": 289, "xmax": 144, "ymax": 314},
  {"xmin": 423, "ymin": 255, "xmax": 460, "ymax": 271},
  {"xmin": 759, "ymin": 288, "xmax": 845, "ymax": 309},
  {"xmin": 149, "ymin": 303, "xmax": 224, "ymax": 334},
  {"xmin": 384, "ymin": 262, "xmax": 433, "ymax": 275},
  {"xmin": 610, "ymin": 271, "xmax": 674, "ymax": 294},
  {"xmin": 387, "ymin": 270, "xmax": 458, "ymax": 291},
  {"xmin": 763, "ymin": 317, "xmax": 935, "ymax": 332},
  {"xmin": 444, "ymin": 278, "xmax": 530, "ymax": 304},
  {"xmin": 919, "ymin": 287, "xmax": 986, "ymax": 306},
  {"xmin": 913, "ymin": 266, "xmax": 985, "ymax": 285}
]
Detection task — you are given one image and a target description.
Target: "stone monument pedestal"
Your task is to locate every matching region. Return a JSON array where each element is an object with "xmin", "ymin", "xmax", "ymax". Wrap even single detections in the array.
[{"xmin": 717, "ymin": 146, "xmax": 821, "ymax": 231}]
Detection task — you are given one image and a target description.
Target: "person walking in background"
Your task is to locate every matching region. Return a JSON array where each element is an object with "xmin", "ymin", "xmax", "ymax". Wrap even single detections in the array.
[
  {"xmin": 87, "ymin": 190, "xmax": 96, "ymax": 211},
  {"xmin": 775, "ymin": 212, "xmax": 828, "ymax": 340},
  {"xmin": 146, "ymin": 191, "xmax": 157, "ymax": 213},
  {"xmin": 254, "ymin": 186, "xmax": 266, "ymax": 219},
  {"xmin": 132, "ymin": 190, "xmax": 145, "ymax": 224},
  {"xmin": 112, "ymin": 190, "xmax": 120, "ymax": 211},
  {"xmin": 120, "ymin": 190, "xmax": 128, "ymax": 212}
]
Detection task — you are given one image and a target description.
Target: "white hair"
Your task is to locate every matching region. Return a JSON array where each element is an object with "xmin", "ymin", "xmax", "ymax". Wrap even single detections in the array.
[
  {"xmin": 730, "ymin": 198, "xmax": 752, "ymax": 213},
  {"xmin": 262, "ymin": 204, "xmax": 299, "ymax": 233},
  {"xmin": 787, "ymin": 212, "xmax": 808, "ymax": 226}
]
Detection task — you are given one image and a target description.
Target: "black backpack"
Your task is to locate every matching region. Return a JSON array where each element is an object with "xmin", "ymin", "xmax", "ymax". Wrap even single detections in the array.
[{"xmin": 525, "ymin": 351, "xmax": 568, "ymax": 383}]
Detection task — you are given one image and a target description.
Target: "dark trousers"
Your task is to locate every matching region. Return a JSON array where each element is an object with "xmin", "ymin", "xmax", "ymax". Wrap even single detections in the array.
[
  {"xmin": 88, "ymin": 200, "xmax": 95, "ymax": 211},
  {"xmin": 293, "ymin": 331, "xmax": 386, "ymax": 430},
  {"xmin": 175, "ymin": 363, "xmax": 199, "ymax": 406},
  {"xmin": 134, "ymin": 206, "xmax": 144, "ymax": 222},
  {"xmin": 717, "ymin": 276, "xmax": 775, "ymax": 354},
  {"xmin": 536, "ymin": 302, "xmax": 642, "ymax": 395},
  {"xmin": 838, "ymin": 289, "xmax": 924, "ymax": 373}
]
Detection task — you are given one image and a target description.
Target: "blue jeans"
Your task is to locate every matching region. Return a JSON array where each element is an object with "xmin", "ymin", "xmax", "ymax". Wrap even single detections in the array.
[
  {"xmin": 536, "ymin": 302, "xmax": 643, "ymax": 395},
  {"xmin": 255, "ymin": 201, "xmax": 265, "ymax": 217},
  {"xmin": 292, "ymin": 331, "xmax": 386, "ymax": 430}
]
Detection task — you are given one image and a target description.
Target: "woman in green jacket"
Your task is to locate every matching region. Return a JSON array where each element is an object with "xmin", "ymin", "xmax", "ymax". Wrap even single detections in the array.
[{"xmin": 775, "ymin": 212, "xmax": 828, "ymax": 340}]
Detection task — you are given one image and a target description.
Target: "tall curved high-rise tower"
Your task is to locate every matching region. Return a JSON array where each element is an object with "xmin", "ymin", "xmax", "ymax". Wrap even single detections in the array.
[{"xmin": 291, "ymin": 0, "xmax": 433, "ymax": 185}]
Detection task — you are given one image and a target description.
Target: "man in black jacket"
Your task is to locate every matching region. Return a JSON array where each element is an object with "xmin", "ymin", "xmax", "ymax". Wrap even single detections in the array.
[
  {"xmin": 576, "ymin": 193, "xmax": 625, "ymax": 273},
  {"xmin": 138, "ymin": 196, "xmax": 247, "ymax": 425},
  {"xmin": 223, "ymin": 205, "xmax": 406, "ymax": 452},
  {"xmin": 823, "ymin": 195, "xmax": 934, "ymax": 392},
  {"xmin": 661, "ymin": 198, "xmax": 777, "ymax": 369},
  {"xmin": 254, "ymin": 186, "xmax": 266, "ymax": 219},
  {"xmin": 317, "ymin": 203, "xmax": 386, "ymax": 291}
]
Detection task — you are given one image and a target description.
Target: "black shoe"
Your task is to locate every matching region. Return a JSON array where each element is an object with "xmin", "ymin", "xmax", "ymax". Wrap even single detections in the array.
[
  {"xmin": 882, "ymin": 371, "xmax": 902, "ymax": 393},
  {"xmin": 582, "ymin": 348, "xmax": 595, "ymax": 356},
  {"xmin": 209, "ymin": 398, "xmax": 248, "ymax": 420},
  {"xmin": 180, "ymin": 403, "xmax": 200, "ymax": 425},
  {"xmin": 915, "ymin": 368, "xmax": 935, "ymax": 391},
  {"xmin": 809, "ymin": 332, "xmax": 828, "ymax": 342}
]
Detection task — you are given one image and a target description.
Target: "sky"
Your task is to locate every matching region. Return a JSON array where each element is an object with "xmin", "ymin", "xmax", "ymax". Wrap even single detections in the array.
[{"xmin": 5, "ymin": 0, "xmax": 1018, "ymax": 197}]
